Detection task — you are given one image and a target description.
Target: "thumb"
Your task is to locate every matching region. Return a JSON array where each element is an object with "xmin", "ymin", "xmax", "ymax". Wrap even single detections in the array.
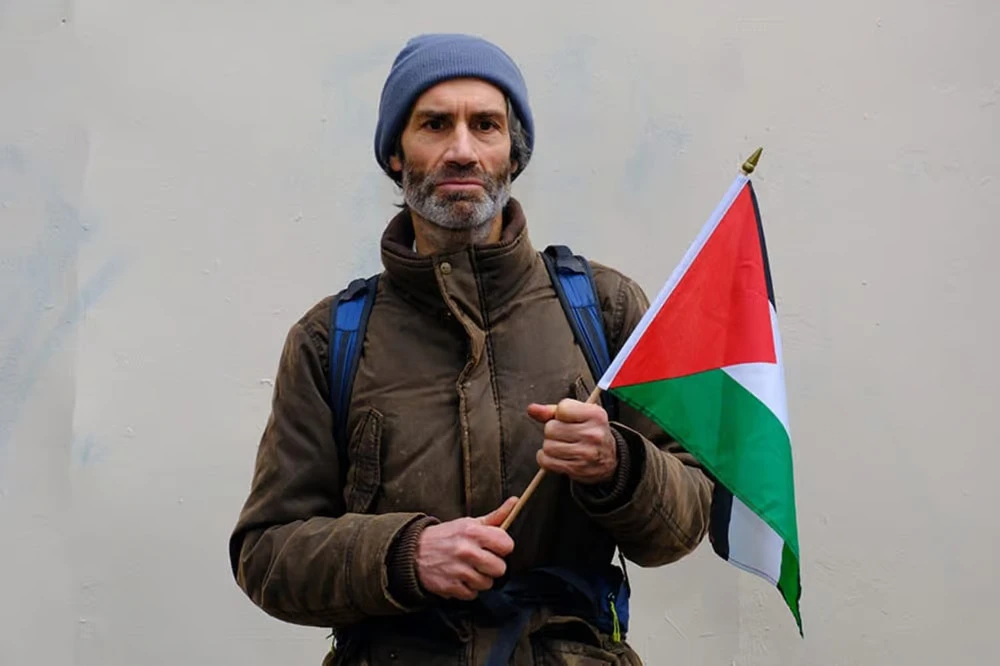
[
  {"xmin": 526, "ymin": 403, "xmax": 557, "ymax": 423},
  {"xmin": 478, "ymin": 496, "xmax": 519, "ymax": 527}
]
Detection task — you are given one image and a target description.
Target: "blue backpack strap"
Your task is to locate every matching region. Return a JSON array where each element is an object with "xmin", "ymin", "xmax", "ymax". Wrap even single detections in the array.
[
  {"xmin": 327, "ymin": 274, "xmax": 380, "ymax": 479},
  {"xmin": 542, "ymin": 245, "xmax": 632, "ymax": 598},
  {"xmin": 541, "ymin": 245, "xmax": 618, "ymax": 421}
]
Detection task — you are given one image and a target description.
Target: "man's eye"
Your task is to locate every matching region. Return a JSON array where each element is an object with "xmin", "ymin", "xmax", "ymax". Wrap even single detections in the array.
[
  {"xmin": 478, "ymin": 120, "xmax": 498, "ymax": 131},
  {"xmin": 424, "ymin": 119, "xmax": 444, "ymax": 130}
]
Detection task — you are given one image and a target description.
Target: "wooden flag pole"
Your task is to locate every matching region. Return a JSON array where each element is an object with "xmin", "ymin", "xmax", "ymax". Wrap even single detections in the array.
[{"xmin": 500, "ymin": 386, "xmax": 604, "ymax": 531}]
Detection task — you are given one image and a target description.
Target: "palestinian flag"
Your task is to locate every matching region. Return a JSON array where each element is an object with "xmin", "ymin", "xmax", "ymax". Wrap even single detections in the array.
[{"xmin": 598, "ymin": 171, "xmax": 802, "ymax": 633}]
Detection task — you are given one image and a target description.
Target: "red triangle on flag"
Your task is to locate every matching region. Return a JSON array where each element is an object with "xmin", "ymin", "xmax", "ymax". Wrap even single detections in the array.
[{"xmin": 610, "ymin": 183, "xmax": 776, "ymax": 387}]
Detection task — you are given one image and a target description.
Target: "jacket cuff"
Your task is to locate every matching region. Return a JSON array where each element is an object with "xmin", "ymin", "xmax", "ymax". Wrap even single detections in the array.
[
  {"xmin": 571, "ymin": 427, "xmax": 643, "ymax": 512},
  {"xmin": 385, "ymin": 516, "xmax": 438, "ymax": 608}
]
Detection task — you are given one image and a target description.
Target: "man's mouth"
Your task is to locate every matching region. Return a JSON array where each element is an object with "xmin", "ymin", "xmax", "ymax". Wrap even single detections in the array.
[{"xmin": 435, "ymin": 178, "xmax": 484, "ymax": 191}]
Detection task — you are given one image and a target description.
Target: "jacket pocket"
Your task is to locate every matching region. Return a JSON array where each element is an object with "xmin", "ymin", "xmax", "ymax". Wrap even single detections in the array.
[
  {"xmin": 532, "ymin": 617, "xmax": 643, "ymax": 666},
  {"xmin": 532, "ymin": 637, "xmax": 636, "ymax": 666},
  {"xmin": 344, "ymin": 407, "xmax": 383, "ymax": 514}
]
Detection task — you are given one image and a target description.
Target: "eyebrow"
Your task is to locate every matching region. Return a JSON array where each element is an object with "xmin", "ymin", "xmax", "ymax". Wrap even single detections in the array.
[{"xmin": 411, "ymin": 108, "xmax": 508, "ymax": 122}]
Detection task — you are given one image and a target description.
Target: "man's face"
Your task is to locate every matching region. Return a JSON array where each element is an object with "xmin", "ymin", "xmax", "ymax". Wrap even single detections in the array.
[{"xmin": 389, "ymin": 78, "xmax": 517, "ymax": 232}]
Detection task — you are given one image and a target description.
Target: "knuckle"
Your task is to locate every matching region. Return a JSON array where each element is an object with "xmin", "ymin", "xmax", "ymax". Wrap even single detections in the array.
[{"xmin": 467, "ymin": 574, "xmax": 486, "ymax": 590}]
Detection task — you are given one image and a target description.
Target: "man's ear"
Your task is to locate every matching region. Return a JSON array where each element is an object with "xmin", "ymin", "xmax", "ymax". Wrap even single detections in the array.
[{"xmin": 389, "ymin": 153, "xmax": 403, "ymax": 173}]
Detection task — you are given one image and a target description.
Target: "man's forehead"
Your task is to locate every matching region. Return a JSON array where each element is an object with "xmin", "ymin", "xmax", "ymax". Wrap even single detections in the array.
[{"xmin": 412, "ymin": 78, "xmax": 507, "ymax": 113}]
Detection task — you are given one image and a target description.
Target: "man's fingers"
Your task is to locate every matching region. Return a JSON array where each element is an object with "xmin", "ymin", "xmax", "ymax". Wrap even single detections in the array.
[
  {"xmin": 553, "ymin": 398, "xmax": 605, "ymax": 424},
  {"xmin": 543, "ymin": 418, "xmax": 603, "ymax": 444},
  {"xmin": 474, "ymin": 499, "xmax": 517, "ymax": 556},
  {"xmin": 536, "ymin": 449, "xmax": 573, "ymax": 476},
  {"xmin": 477, "ymin": 496, "xmax": 519, "ymax": 527},
  {"xmin": 460, "ymin": 565, "xmax": 496, "ymax": 593},
  {"xmin": 466, "ymin": 547, "xmax": 508, "ymax": 579},
  {"xmin": 530, "ymin": 401, "xmax": 605, "ymax": 426},
  {"xmin": 537, "ymin": 450, "xmax": 605, "ymax": 483},
  {"xmin": 449, "ymin": 580, "xmax": 480, "ymax": 601},
  {"xmin": 541, "ymin": 440, "xmax": 598, "ymax": 463},
  {"xmin": 475, "ymin": 525, "xmax": 515, "ymax": 558},
  {"xmin": 526, "ymin": 403, "xmax": 557, "ymax": 423}
]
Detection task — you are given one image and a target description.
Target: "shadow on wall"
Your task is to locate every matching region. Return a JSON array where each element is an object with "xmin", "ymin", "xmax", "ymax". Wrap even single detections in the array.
[{"xmin": 0, "ymin": 144, "xmax": 126, "ymax": 475}]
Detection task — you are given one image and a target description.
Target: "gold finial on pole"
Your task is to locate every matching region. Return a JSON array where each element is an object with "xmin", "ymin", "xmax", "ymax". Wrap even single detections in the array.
[{"xmin": 742, "ymin": 147, "xmax": 764, "ymax": 175}]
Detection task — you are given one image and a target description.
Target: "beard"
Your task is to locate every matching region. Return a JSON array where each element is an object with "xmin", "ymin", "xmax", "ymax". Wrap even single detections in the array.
[{"xmin": 401, "ymin": 159, "xmax": 513, "ymax": 238}]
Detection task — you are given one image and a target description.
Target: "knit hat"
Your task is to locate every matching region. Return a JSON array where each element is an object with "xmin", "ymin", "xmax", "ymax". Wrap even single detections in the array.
[{"xmin": 374, "ymin": 33, "xmax": 534, "ymax": 180}]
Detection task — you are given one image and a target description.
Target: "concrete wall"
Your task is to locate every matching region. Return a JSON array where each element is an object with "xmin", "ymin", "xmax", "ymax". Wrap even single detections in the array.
[{"xmin": 2, "ymin": 1, "xmax": 996, "ymax": 664}]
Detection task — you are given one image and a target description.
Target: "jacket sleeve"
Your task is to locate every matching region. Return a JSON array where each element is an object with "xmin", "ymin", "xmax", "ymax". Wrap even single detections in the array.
[
  {"xmin": 228, "ymin": 313, "xmax": 436, "ymax": 628},
  {"xmin": 571, "ymin": 265, "xmax": 714, "ymax": 567}
]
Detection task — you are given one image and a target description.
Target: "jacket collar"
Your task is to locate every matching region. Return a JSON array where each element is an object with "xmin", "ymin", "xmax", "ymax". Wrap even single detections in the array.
[{"xmin": 379, "ymin": 198, "xmax": 538, "ymax": 324}]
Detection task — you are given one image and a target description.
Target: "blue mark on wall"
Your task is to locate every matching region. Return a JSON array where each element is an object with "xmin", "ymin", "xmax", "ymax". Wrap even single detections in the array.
[
  {"xmin": 72, "ymin": 433, "xmax": 108, "ymax": 467},
  {"xmin": 0, "ymin": 145, "xmax": 126, "ymax": 472}
]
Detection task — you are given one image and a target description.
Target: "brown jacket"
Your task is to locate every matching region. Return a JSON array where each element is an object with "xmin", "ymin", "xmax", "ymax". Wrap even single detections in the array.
[{"xmin": 229, "ymin": 200, "xmax": 713, "ymax": 665}]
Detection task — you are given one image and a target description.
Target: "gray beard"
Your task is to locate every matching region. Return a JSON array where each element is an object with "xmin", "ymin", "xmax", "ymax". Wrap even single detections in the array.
[
  {"xmin": 414, "ymin": 213, "xmax": 498, "ymax": 249},
  {"xmin": 401, "ymin": 161, "xmax": 512, "ymax": 245}
]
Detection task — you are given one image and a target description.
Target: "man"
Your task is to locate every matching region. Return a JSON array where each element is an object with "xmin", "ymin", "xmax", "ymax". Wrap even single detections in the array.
[{"xmin": 229, "ymin": 33, "xmax": 713, "ymax": 665}]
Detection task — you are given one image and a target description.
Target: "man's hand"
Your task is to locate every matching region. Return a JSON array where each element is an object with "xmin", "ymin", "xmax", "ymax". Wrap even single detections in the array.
[
  {"xmin": 527, "ymin": 399, "xmax": 618, "ymax": 485},
  {"xmin": 415, "ymin": 497, "xmax": 517, "ymax": 601}
]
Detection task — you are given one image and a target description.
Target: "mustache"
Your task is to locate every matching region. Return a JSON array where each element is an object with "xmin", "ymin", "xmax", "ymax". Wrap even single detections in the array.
[
  {"xmin": 402, "ymin": 161, "xmax": 513, "ymax": 196},
  {"xmin": 427, "ymin": 165, "xmax": 490, "ymax": 184}
]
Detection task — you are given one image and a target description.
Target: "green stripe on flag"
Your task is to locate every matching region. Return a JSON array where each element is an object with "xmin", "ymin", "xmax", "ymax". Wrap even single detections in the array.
[
  {"xmin": 780, "ymin": 543, "xmax": 803, "ymax": 634},
  {"xmin": 611, "ymin": 369, "xmax": 801, "ymax": 626}
]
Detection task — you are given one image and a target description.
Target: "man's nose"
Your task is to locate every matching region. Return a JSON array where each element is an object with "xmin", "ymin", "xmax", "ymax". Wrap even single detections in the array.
[{"xmin": 443, "ymin": 123, "xmax": 478, "ymax": 167}]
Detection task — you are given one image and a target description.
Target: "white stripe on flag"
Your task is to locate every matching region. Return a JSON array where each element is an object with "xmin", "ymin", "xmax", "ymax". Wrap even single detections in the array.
[{"xmin": 727, "ymin": 496, "xmax": 784, "ymax": 586}]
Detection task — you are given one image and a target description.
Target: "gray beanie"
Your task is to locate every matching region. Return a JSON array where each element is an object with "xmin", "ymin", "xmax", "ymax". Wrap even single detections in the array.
[{"xmin": 374, "ymin": 33, "xmax": 534, "ymax": 180}]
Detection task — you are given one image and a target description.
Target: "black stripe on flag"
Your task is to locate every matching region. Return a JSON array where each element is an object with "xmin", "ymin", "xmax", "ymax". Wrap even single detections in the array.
[
  {"xmin": 709, "ymin": 483, "xmax": 734, "ymax": 561},
  {"xmin": 747, "ymin": 181, "xmax": 776, "ymax": 309}
]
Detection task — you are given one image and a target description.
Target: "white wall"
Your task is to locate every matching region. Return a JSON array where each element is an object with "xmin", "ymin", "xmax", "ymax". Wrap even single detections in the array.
[{"xmin": 2, "ymin": 1, "xmax": 997, "ymax": 664}]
